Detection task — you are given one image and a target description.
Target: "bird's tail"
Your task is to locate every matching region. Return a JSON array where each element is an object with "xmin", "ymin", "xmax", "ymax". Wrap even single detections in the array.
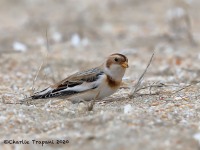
[
  {"xmin": 31, "ymin": 87, "xmax": 53, "ymax": 99},
  {"xmin": 19, "ymin": 87, "xmax": 53, "ymax": 103}
]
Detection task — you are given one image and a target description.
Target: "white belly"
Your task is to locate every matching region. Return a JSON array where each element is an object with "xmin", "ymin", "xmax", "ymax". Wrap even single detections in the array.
[
  {"xmin": 67, "ymin": 84, "xmax": 118, "ymax": 102},
  {"xmin": 97, "ymin": 83, "xmax": 119, "ymax": 99},
  {"xmin": 67, "ymin": 74, "xmax": 120, "ymax": 102}
]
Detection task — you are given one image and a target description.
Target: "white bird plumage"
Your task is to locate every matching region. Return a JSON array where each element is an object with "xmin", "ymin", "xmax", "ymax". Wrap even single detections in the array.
[{"xmin": 22, "ymin": 53, "xmax": 129, "ymax": 103}]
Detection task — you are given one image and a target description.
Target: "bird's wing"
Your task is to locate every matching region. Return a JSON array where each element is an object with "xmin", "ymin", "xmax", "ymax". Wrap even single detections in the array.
[{"xmin": 31, "ymin": 67, "xmax": 104, "ymax": 99}]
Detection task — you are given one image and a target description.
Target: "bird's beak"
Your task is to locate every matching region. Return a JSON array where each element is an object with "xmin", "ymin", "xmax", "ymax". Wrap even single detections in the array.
[{"xmin": 121, "ymin": 62, "xmax": 129, "ymax": 68}]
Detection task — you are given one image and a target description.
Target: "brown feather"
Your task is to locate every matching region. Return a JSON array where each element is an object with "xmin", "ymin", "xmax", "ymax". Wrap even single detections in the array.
[
  {"xmin": 106, "ymin": 59, "xmax": 112, "ymax": 68},
  {"xmin": 111, "ymin": 53, "xmax": 128, "ymax": 62},
  {"xmin": 51, "ymin": 67, "xmax": 104, "ymax": 89},
  {"xmin": 106, "ymin": 75, "xmax": 121, "ymax": 88}
]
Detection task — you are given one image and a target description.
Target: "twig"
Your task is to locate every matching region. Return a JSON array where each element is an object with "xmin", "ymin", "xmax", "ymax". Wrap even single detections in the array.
[
  {"xmin": 181, "ymin": 68, "xmax": 200, "ymax": 73},
  {"xmin": 134, "ymin": 92, "xmax": 160, "ymax": 97},
  {"xmin": 31, "ymin": 59, "xmax": 45, "ymax": 94},
  {"xmin": 135, "ymin": 83, "xmax": 165, "ymax": 93},
  {"xmin": 172, "ymin": 81, "xmax": 200, "ymax": 95},
  {"xmin": 46, "ymin": 27, "xmax": 50, "ymax": 52},
  {"xmin": 149, "ymin": 81, "xmax": 156, "ymax": 94},
  {"xmin": 129, "ymin": 52, "xmax": 155, "ymax": 98},
  {"xmin": 40, "ymin": 28, "xmax": 52, "ymax": 84},
  {"xmin": 31, "ymin": 29, "xmax": 50, "ymax": 94}
]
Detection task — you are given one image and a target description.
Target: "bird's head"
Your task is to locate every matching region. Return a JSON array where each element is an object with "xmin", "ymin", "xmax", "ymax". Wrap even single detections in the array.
[{"xmin": 104, "ymin": 53, "xmax": 129, "ymax": 81}]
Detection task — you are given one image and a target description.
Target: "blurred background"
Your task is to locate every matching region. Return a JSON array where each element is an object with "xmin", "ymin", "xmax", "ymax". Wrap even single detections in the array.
[
  {"xmin": 1, "ymin": 0, "xmax": 200, "ymax": 84},
  {"xmin": 1, "ymin": 0, "xmax": 200, "ymax": 150},
  {"xmin": 0, "ymin": 0, "xmax": 199, "ymax": 52}
]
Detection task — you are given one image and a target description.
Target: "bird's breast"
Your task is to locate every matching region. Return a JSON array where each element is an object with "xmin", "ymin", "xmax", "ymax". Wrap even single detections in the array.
[{"xmin": 97, "ymin": 75, "xmax": 121, "ymax": 99}]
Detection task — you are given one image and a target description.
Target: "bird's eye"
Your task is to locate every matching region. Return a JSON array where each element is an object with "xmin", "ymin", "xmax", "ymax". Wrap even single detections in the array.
[{"xmin": 114, "ymin": 58, "xmax": 119, "ymax": 62}]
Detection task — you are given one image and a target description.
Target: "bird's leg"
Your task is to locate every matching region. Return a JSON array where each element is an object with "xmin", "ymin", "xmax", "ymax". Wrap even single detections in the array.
[
  {"xmin": 87, "ymin": 100, "xmax": 95, "ymax": 111},
  {"xmin": 87, "ymin": 91, "xmax": 100, "ymax": 111}
]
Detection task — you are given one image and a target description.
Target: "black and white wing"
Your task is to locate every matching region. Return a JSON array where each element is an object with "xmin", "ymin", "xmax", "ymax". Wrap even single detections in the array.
[{"xmin": 30, "ymin": 67, "xmax": 104, "ymax": 99}]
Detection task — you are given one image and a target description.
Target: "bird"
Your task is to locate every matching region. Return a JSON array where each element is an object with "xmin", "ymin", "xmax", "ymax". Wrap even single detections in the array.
[{"xmin": 21, "ymin": 53, "xmax": 129, "ymax": 103}]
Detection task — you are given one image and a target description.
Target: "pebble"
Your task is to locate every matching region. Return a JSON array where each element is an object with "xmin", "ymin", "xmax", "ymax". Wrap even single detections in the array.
[
  {"xmin": 124, "ymin": 104, "xmax": 133, "ymax": 114},
  {"xmin": 13, "ymin": 42, "xmax": 27, "ymax": 52},
  {"xmin": 70, "ymin": 34, "xmax": 81, "ymax": 47},
  {"xmin": 151, "ymin": 102, "xmax": 159, "ymax": 106},
  {"xmin": 193, "ymin": 133, "xmax": 200, "ymax": 145}
]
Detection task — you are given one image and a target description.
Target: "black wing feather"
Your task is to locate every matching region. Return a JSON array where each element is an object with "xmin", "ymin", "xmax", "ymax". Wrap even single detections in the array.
[{"xmin": 31, "ymin": 68, "xmax": 104, "ymax": 99}]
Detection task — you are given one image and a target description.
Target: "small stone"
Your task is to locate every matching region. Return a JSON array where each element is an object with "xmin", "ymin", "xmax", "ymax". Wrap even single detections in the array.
[
  {"xmin": 52, "ymin": 32, "xmax": 62, "ymax": 42},
  {"xmin": 161, "ymin": 114, "xmax": 168, "ymax": 118},
  {"xmin": 77, "ymin": 102, "xmax": 87, "ymax": 112},
  {"xmin": 193, "ymin": 133, "xmax": 200, "ymax": 145},
  {"xmin": 70, "ymin": 34, "xmax": 81, "ymax": 47},
  {"xmin": 174, "ymin": 97, "xmax": 182, "ymax": 100},
  {"xmin": 13, "ymin": 42, "xmax": 27, "ymax": 52},
  {"xmin": 151, "ymin": 102, "xmax": 159, "ymax": 106},
  {"xmin": 124, "ymin": 104, "xmax": 133, "ymax": 114}
]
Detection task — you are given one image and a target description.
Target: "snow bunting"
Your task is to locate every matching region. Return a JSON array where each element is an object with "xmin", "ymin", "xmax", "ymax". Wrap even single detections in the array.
[{"xmin": 24, "ymin": 53, "xmax": 128, "ymax": 103}]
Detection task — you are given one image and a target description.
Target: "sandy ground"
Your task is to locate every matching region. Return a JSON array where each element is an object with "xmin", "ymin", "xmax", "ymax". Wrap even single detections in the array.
[{"xmin": 1, "ymin": 0, "xmax": 200, "ymax": 150}]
